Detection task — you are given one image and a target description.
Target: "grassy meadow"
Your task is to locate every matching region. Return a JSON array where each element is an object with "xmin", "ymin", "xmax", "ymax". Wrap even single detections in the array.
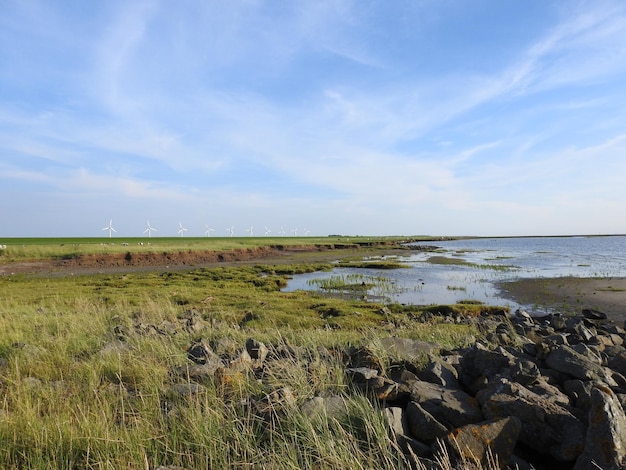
[{"xmin": 0, "ymin": 237, "xmax": 490, "ymax": 469}]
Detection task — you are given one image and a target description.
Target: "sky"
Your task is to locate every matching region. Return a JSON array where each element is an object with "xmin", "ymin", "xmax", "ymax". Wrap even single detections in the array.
[{"xmin": 1, "ymin": 0, "xmax": 626, "ymax": 238}]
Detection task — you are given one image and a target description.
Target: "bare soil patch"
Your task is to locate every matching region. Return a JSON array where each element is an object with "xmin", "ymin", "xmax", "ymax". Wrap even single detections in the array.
[
  {"xmin": 0, "ymin": 244, "xmax": 409, "ymax": 277},
  {"xmin": 499, "ymin": 277, "xmax": 626, "ymax": 323}
]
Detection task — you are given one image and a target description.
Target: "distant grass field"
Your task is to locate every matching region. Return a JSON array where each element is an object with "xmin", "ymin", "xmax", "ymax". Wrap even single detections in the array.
[{"xmin": 0, "ymin": 236, "xmax": 432, "ymax": 262}]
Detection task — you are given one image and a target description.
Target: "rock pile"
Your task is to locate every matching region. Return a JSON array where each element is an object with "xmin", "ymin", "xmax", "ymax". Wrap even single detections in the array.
[{"xmin": 159, "ymin": 306, "xmax": 626, "ymax": 469}]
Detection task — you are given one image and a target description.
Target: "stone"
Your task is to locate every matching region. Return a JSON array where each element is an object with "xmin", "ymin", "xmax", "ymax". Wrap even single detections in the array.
[
  {"xmin": 345, "ymin": 346, "xmax": 384, "ymax": 372},
  {"xmin": 508, "ymin": 359, "xmax": 541, "ymax": 386},
  {"xmin": 459, "ymin": 343, "xmax": 515, "ymax": 394},
  {"xmin": 582, "ymin": 308, "xmax": 607, "ymax": 320},
  {"xmin": 384, "ymin": 407, "xmax": 432, "ymax": 460},
  {"xmin": 245, "ymin": 338, "xmax": 268, "ymax": 363},
  {"xmin": 186, "ymin": 340, "xmax": 218, "ymax": 365},
  {"xmin": 608, "ymin": 350, "xmax": 626, "ymax": 376},
  {"xmin": 545, "ymin": 345, "xmax": 618, "ymax": 387},
  {"xmin": 300, "ymin": 395, "xmax": 350, "ymax": 419},
  {"xmin": 478, "ymin": 378, "xmax": 586, "ymax": 461},
  {"xmin": 437, "ymin": 416, "xmax": 521, "ymax": 469},
  {"xmin": 378, "ymin": 337, "xmax": 440, "ymax": 362},
  {"xmin": 405, "ymin": 401, "xmax": 448, "ymax": 441},
  {"xmin": 409, "ymin": 380, "xmax": 483, "ymax": 429},
  {"xmin": 417, "ymin": 355, "xmax": 460, "ymax": 388},
  {"xmin": 574, "ymin": 385, "xmax": 626, "ymax": 470}
]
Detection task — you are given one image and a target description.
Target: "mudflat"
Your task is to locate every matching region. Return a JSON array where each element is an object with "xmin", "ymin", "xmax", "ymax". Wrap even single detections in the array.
[{"xmin": 499, "ymin": 277, "xmax": 626, "ymax": 323}]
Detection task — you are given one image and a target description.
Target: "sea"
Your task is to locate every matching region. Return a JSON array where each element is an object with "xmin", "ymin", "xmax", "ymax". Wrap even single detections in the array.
[{"xmin": 283, "ymin": 235, "xmax": 626, "ymax": 311}]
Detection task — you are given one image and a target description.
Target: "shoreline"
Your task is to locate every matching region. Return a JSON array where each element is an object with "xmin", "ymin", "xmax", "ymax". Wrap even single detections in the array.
[{"xmin": 498, "ymin": 276, "xmax": 626, "ymax": 323}]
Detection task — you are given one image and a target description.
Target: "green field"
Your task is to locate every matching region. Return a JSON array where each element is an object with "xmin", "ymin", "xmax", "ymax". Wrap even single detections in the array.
[{"xmin": 0, "ymin": 235, "xmax": 428, "ymax": 262}]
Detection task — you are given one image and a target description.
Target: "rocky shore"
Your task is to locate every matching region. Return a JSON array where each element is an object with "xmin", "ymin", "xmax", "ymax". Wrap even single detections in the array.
[{"xmin": 135, "ymin": 304, "xmax": 626, "ymax": 470}]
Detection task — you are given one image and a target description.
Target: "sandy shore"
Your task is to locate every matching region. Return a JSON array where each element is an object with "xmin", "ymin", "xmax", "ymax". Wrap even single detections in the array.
[{"xmin": 498, "ymin": 277, "xmax": 626, "ymax": 324}]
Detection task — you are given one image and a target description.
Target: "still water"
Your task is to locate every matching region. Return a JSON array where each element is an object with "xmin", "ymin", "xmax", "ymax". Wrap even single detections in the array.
[{"xmin": 283, "ymin": 236, "xmax": 626, "ymax": 310}]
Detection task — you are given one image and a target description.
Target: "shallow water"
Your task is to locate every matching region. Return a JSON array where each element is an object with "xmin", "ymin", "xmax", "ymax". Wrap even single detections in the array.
[{"xmin": 283, "ymin": 235, "xmax": 626, "ymax": 310}]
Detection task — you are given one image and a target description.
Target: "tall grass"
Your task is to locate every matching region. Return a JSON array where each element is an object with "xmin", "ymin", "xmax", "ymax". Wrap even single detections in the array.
[{"xmin": 0, "ymin": 263, "xmax": 480, "ymax": 468}]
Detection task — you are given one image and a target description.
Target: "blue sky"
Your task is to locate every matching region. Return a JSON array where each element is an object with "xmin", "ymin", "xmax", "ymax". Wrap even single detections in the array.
[{"xmin": 2, "ymin": 0, "xmax": 626, "ymax": 238}]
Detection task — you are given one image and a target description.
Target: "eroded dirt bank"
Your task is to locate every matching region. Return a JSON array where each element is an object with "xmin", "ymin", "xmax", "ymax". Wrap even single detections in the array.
[{"xmin": 0, "ymin": 242, "xmax": 416, "ymax": 277}]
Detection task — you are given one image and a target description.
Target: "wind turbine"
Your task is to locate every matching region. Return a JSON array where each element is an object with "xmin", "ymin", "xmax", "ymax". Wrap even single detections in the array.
[
  {"xmin": 144, "ymin": 220, "xmax": 157, "ymax": 238},
  {"xmin": 245, "ymin": 226, "xmax": 254, "ymax": 237},
  {"xmin": 303, "ymin": 228, "xmax": 310, "ymax": 236},
  {"xmin": 226, "ymin": 226, "xmax": 234, "ymax": 237},
  {"xmin": 102, "ymin": 219, "xmax": 116, "ymax": 238},
  {"xmin": 264, "ymin": 226, "xmax": 271, "ymax": 236},
  {"xmin": 278, "ymin": 227, "xmax": 286, "ymax": 236},
  {"xmin": 205, "ymin": 224, "xmax": 215, "ymax": 237},
  {"xmin": 292, "ymin": 228, "xmax": 298, "ymax": 236},
  {"xmin": 178, "ymin": 221, "xmax": 188, "ymax": 237}
]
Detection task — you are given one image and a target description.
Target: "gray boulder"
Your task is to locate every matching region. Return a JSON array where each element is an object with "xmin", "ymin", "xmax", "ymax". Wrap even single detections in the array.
[
  {"xmin": 435, "ymin": 416, "xmax": 521, "ymax": 469},
  {"xmin": 409, "ymin": 380, "xmax": 483, "ymax": 429},
  {"xmin": 405, "ymin": 401, "xmax": 448, "ymax": 441},
  {"xmin": 574, "ymin": 385, "xmax": 626, "ymax": 470},
  {"xmin": 545, "ymin": 345, "xmax": 618, "ymax": 387},
  {"xmin": 478, "ymin": 378, "xmax": 586, "ymax": 461}
]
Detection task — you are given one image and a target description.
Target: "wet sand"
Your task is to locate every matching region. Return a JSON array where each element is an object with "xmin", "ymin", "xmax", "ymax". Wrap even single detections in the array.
[{"xmin": 499, "ymin": 277, "xmax": 626, "ymax": 324}]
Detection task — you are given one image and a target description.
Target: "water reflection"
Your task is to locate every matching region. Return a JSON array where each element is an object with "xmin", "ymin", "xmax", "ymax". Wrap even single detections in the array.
[{"xmin": 283, "ymin": 236, "xmax": 626, "ymax": 309}]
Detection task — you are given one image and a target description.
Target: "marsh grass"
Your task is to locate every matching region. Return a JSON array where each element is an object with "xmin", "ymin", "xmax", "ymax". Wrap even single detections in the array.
[{"xmin": 0, "ymin": 260, "xmax": 484, "ymax": 468}]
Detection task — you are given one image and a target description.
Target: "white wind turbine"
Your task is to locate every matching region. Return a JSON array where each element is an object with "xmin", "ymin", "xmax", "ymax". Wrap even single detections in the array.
[
  {"xmin": 303, "ymin": 228, "xmax": 310, "ymax": 236},
  {"xmin": 264, "ymin": 226, "xmax": 271, "ymax": 236},
  {"xmin": 278, "ymin": 227, "xmax": 286, "ymax": 236},
  {"xmin": 226, "ymin": 226, "xmax": 234, "ymax": 237},
  {"xmin": 144, "ymin": 220, "xmax": 157, "ymax": 238},
  {"xmin": 102, "ymin": 219, "xmax": 116, "ymax": 238},
  {"xmin": 245, "ymin": 226, "xmax": 254, "ymax": 236},
  {"xmin": 178, "ymin": 221, "xmax": 188, "ymax": 237},
  {"xmin": 292, "ymin": 228, "xmax": 298, "ymax": 236},
  {"xmin": 205, "ymin": 224, "xmax": 215, "ymax": 237}
]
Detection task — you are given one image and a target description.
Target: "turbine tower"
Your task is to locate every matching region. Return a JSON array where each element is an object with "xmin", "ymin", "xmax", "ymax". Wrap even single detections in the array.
[
  {"xmin": 144, "ymin": 220, "xmax": 157, "ymax": 237},
  {"xmin": 264, "ymin": 226, "xmax": 271, "ymax": 236},
  {"xmin": 278, "ymin": 227, "xmax": 286, "ymax": 236},
  {"xmin": 226, "ymin": 226, "xmax": 234, "ymax": 237},
  {"xmin": 102, "ymin": 219, "xmax": 116, "ymax": 238},
  {"xmin": 205, "ymin": 224, "xmax": 215, "ymax": 237},
  {"xmin": 178, "ymin": 222, "xmax": 188, "ymax": 237},
  {"xmin": 245, "ymin": 226, "xmax": 254, "ymax": 236},
  {"xmin": 292, "ymin": 228, "xmax": 298, "ymax": 236}
]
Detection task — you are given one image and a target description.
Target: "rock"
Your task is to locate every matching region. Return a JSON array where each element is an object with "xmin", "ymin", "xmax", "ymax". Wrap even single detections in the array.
[
  {"xmin": 186, "ymin": 340, "xmax": 219, "ymax": 365},
  {"xmin": 608, "ymin": 350, "xmax": 626, "ymax": 376},
  {"xmin": 417, "ymin": 355, "xmax": 460, "ymax": 388},
  {"xmin": 405, "ymin": 401, "xmax": 448, "ymax": 441},
  {"xmin": 459, "ymin": 343, "xmax": 515, "ymax": 394},
  {"xmin": 582, "ymin": 308, "xmax": 607, "ymax": 320},
  {"xmin": 377, "ymin": 337, "xmax": 440, "ymax": 362},
  {"xmin": 245, "ymin": 338, "xmax": 268, "ymax": 364},
  {"xmin": 564, "ymin": 379, "xmax": 594, "ymax": 412},
  {"xmin": 436, "ymin": 416, "xmax": 521, "ymax": 469},
  {"xmin": 527, "ymin": 378, "xmax": 571, "ymax": 407},
  {"xmin": 478, "ymin": 378, "xmax": 586, "ymax": 461},
  {"xmin": 574, "ymin": 385, "xmax": 626, "ymax": 470},
  {"xmin": 347, "ymin": 367, "xmax": 379, "ymax": 382},
  {"xmin": 409, "ymin": 380, "xmax": 483, "ymax": 429},
  {"xmin": 545, "ymin": 345, "xmax": 618, "ymax": 387},
  {"xmin": 345, "ymin": 346, "xmax": 384, "ymax": 372},
  {"xmin": 250, "ymin": 386, "xmax": 296, "ymax": 421},
  {"xmin": 508, "ymin": 359, "xmax": 541, "ymax": 386},
  {"xmin": 384, "ymin": 406, "xmax": 432, "ymax": 461},
  {"xmin": 300, "ymin": 395, "xmax": 350, "ymax": 419},
  {"xmin": 354, "ymin": 373, "xmax": 408, "ymax": 401},
  {"xmin": 174, "ymin": 362, "xmax": 223, "ymax": 382}
]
